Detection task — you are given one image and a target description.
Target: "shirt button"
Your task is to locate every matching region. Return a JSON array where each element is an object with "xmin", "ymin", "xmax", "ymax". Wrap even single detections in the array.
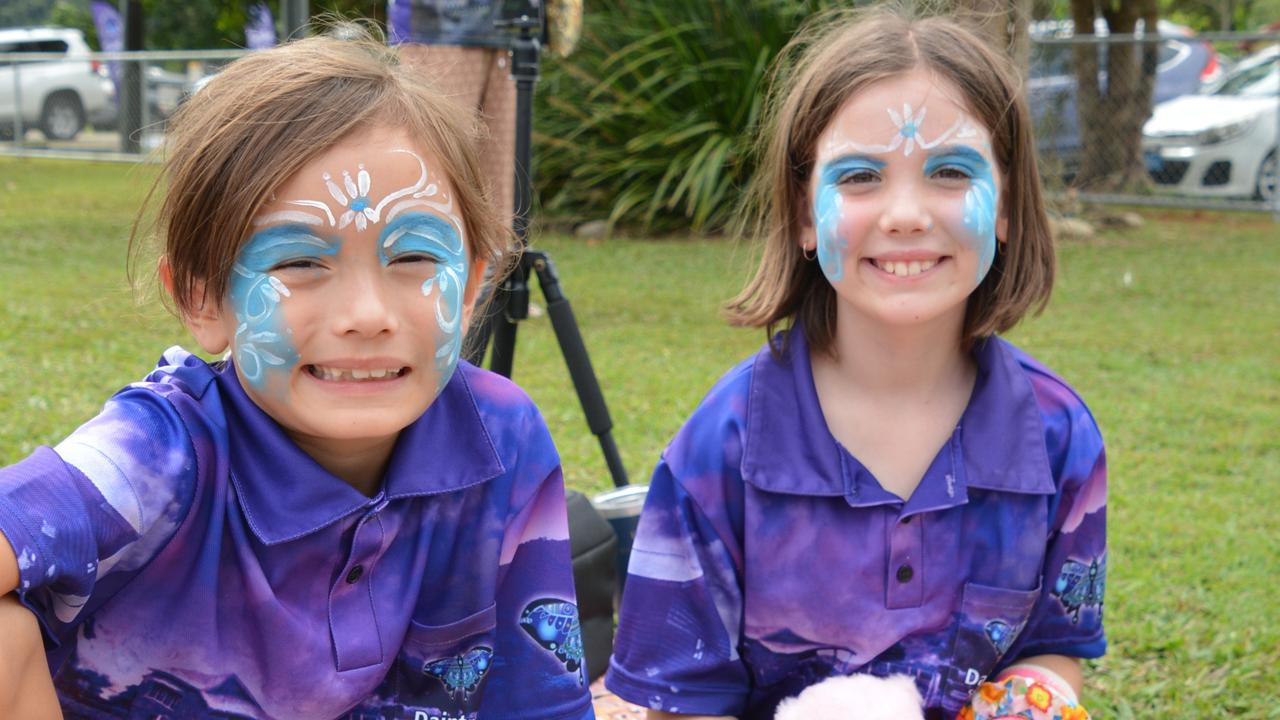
[
  {"xmin": 345, "ymin": 565, "xmax": 364, "ymax": 584},
  {"xmin": 896, "ymin": 564, "xmax": 914, "ymax": 583}
]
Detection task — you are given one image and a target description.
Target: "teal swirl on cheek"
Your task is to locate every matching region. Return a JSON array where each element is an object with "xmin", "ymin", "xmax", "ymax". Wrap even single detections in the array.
[
  {"xmin": 926, "ymin": 147, "xmax": 997, "ymax": 284},
  {"xmin": 228, "ymin": 225, "xmax": 340, "ymax": 388},
  {"xmin": 379, "ymin": 213, "xmax": 469, "ymax": 386},
  {"xmin": 814, "ymin": 156, "xmax": 885, "ymax": 283}
]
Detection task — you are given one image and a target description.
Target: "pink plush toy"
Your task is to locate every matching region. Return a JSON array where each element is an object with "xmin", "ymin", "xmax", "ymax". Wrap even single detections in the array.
[{"xmin": 773, "ymin": 673, "xmax": 926, "ymax": 720}]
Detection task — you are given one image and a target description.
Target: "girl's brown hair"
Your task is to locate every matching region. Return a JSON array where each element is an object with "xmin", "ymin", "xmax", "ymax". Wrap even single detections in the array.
[
  {"xmin": 725, "ymin": 6, "xmax": 1055, "ymax": 355},
  {"xmin": 137, "ymin": 27, "xmax": 511, "ymax": 318}
]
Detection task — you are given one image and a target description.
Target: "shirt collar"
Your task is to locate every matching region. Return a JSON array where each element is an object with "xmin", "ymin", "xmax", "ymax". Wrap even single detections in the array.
[
  {"xmin": 740, "ymin": 327, "xmax": 1054, "ymax": 502},
  {"xmin": 217, "ymin": 361, "xmax": 505, "ymax": 545}
]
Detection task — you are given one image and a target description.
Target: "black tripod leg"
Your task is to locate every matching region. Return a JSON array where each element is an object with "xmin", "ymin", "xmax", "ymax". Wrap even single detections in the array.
[{"xmin": 528, "ymin": 251, "xmax": 629, "ymax": 488}]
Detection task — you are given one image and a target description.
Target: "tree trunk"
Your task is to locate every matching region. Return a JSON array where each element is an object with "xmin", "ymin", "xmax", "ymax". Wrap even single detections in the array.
[{"xmin": 1070, "ymin": 0, "xmax": 1160, "ymax": 191}]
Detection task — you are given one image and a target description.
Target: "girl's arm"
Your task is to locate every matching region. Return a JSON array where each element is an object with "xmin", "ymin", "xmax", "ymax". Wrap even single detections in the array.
[
  {"xmin": 1011, "ymin": 654, "xmax": 1083, "ymax": 697},
  {"xmin": 0, "ymin": 533, "xmax": 61, "ymax": 719},
  {"xmin": 0, "ymin": 594, "xmax": 61, "ymax": 719}
]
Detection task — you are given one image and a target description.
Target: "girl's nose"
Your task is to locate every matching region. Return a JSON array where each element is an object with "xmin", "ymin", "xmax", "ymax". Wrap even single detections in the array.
[
  {"xmin": 332, "ymin": 268, "xmax": 399, "ymax": 337},
  {"xmin": 877, "ymin": 183, "xmax": 934, "ymax": 238}
]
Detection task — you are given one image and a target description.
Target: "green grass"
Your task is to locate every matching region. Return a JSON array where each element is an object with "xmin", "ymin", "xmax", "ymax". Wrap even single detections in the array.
[{"xmin": 2, "ymin": 157, "xmax": 1278, "ymax": 715}]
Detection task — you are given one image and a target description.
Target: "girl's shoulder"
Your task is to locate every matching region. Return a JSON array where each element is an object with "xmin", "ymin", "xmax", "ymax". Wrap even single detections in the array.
[
  {"xmin": 445, "ymin": 361, "xmax": 560, "ymax": 484},
  {"xmin": 991, "ymin": 338, "xmax": 1105, "ymax": 454}
]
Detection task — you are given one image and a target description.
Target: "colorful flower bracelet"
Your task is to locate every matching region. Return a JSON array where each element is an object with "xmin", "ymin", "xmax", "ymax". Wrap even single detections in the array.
[{"xmin": 958, "ymin": 665, "xmax": 1090, "ymax": 720}]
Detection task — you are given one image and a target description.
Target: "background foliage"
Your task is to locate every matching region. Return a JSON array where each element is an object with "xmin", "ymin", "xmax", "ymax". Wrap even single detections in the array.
[{"xmin": 532, "ymin": 0, "xmax": 837, "ymax": 233}]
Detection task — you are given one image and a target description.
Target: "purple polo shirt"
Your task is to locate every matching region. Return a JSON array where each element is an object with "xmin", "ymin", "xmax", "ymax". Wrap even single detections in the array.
[
  {"xmin": 0, "ymin": 347, "xmax": 595, "ymax": 720},
  {"xmin": 605, "ymin": 329, "xmax": 1107, "ymax": 719}
]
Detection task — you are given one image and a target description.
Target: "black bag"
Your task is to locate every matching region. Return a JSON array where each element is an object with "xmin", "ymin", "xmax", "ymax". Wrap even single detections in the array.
[{"xmin": 566, "ymin": 490, "xmax": 617, "ymax": 683}]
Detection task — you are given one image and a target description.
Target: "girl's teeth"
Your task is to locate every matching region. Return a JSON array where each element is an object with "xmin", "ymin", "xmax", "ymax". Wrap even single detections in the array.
[
  {"xmin": 311, "ymin": 366, "xmax": 403, "ymax": 381},
  {"xmin": 878, "ymin": 259, "xmax": 938, "ymax": 277}
]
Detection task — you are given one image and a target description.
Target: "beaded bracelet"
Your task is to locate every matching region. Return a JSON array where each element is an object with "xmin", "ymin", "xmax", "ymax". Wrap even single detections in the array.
[{"xmin": 958, "ymin": 665, "xmax": 1091, "ymax": 720}]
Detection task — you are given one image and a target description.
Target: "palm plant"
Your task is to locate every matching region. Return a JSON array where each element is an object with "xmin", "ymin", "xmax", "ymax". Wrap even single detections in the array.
[{"xmin": 533, "ymin": 0, "xmax": 833, "ymax": 233}]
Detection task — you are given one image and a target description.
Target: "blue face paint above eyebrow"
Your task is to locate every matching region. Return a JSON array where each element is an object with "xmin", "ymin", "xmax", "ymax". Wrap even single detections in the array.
[
  {"xmin": 814, "ymin": 156, "xmax": 886, "ymax": 282},
  {"xmin": 228, "ymin": 225, "xmax": 341, "ymax": 389},
  {"xmin": 819, "ymin": 155, "xmax": 888, "ymax": 185},
  {"xmin": 923, "ymin": 146, "xmax": 999, "ymax": 284},
  {"xmin": 922, "ymin": 145, "xmax": 991, "ymax": 177},
  {"xmin": 236, "ymin": 225, "xmax": 341, "ymax": 273},
  {"xmin": 378, "ymin": 212, "xmax": 470, "ymax": 383}
]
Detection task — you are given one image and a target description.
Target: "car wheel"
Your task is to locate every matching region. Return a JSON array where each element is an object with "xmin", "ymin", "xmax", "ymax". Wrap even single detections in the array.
[
  {"xmin": 39, "ymin": 93, "xmax": 85, "ymax": 141},
  {"xmin": 1256, "ymin": 151, "xmax": 1278, "ymax": 204}
]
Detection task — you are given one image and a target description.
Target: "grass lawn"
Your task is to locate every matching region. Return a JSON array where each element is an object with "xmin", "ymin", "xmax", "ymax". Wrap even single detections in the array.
[{"xmin": 2, "ymin": 156, "xmax": 1278, "ymax": 715}]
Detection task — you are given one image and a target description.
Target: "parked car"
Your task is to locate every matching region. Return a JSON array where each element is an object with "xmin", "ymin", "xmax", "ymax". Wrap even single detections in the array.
[
  {"xmin": 1028, "ymin": 19, "xmax": 1225, "ymax": 162},
  {"xmin": 0, "ymin": 27, "xmax": 115, "ymax": 141},
  {"xmin": 1143, "ymin": 46, "xmax": 1279, "ymax": 201}
]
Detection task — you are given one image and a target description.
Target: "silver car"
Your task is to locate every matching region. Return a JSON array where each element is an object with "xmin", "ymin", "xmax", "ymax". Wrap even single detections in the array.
[
  {"xmin": 0, "ymin": 27, "xmax": 116, "ymax": 141},
  {"xmin": 1143, "ymin": 46, "xmax": 1279, "ymax": 202}
]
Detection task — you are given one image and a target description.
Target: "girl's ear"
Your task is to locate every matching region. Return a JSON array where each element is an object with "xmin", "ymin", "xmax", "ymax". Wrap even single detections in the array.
[
  {"xmin": 460, "ymin": 256, "xmax": 490, "ymax": 333},
  {"xmin": 158, "ymin": 257, "xmax": 231, "ymax": 354}
]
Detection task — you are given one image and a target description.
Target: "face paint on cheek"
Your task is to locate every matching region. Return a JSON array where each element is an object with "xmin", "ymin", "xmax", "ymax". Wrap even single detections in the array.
[
  {"xmin": 813, "ymin": 156, "xmax": 886, "ymax": 283},
  {"xmin": 379, "ymin": 212, "xmax": 469, "ymax": 390},
  {"xmin": 925, "ymin": 147, "xmax": 998, "ymax": 284},
  {"xmin": 814, "ymin": 182, "xmax": 846, "ymax": 282},
  {"xmin": 962, "ymin": 162, "xmax": 998, "ymax": 284},
  {"xmin": 228, "ymin": 226, "xmax": 340, "ymax": 389}
]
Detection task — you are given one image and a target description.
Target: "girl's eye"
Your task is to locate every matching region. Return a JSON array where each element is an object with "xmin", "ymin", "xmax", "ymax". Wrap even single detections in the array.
[
  {"xmin": 271, "ymin": 258, "xmax": 323, "ymax": 271},
  {"xmin": 390, "ymin": 253, "xmax": 441, "ymax": 266},
  {"xmin": 837, "ymin": 169, "xmax": 881, "ymax": 185},
  {"xmin": 931, "ymin": 166, "xmax": 973, "ymax": 181}
]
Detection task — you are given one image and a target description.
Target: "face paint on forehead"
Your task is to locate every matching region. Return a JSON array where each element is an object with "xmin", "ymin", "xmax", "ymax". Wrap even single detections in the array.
[
  {"xmin": 277, "ymin": 148, "xmax": 466, "ymax": 237},
  {"xmin": 379, "ymin": 212, "xmax": 469, "ymax": 383},
  {"xmin": 229, "ymin": 226, "xmax": 341, "ymax": 389},
  {"xmin": 819, "ymin": 103, "xmax": 986, "ymax": 161}
]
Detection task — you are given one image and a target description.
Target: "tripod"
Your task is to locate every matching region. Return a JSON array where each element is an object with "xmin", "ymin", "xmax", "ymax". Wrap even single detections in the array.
[{"xmin": 463, "ymin": 11, "xmax": 629, "ymax": 489}]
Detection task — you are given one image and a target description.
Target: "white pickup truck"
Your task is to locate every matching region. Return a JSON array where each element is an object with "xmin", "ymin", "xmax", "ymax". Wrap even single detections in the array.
[{"xmin": 0, "ymin": 27, "xmax": 116, "ymax": 141}]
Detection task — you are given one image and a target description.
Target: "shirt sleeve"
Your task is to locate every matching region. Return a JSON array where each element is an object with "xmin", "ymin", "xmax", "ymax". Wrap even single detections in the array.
[
  {"xmin": 605, "ymin": 459, "xmax": 751, "ymax": 717},
  {"xmin": 481, "ymin": 463, "xmax": 596, "ymax": 720},
  {"xmin": 0, "ymin": 388, "xmax": 198, "ymax": 642},
  {"xmin": 1004, "ymin": 400, "xmax": 1108, "ymax": 664}
]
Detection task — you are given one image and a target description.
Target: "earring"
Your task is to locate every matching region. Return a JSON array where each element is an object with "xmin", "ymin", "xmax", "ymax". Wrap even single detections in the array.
[{"xmin": 802, "ymin": 245, "xmax": 817, "ymax": 261}]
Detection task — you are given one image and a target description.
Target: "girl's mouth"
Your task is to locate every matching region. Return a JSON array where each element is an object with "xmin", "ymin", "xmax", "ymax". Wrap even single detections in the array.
[
  {"xmin": 305, "ymin": 365, "xmax": 408, "ymax": 382},
  {"xmin": 869, "ymin": 257, "xmax": 943, "ymax": 278}
]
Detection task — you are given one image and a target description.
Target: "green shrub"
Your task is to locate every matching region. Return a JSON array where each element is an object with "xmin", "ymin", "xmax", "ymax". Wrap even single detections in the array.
[{"xmin": 533, "ymin": 0, "xmax": 833, "ymax": 233}]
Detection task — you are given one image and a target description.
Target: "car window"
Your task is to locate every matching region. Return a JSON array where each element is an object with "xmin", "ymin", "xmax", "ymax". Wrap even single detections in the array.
[
  {"xmin": 1213, "ymin": 58, "xmax": 1279, "ymax": 97},
  {"xmin": 17, "ymin": 40, "xmax": 70, "ymax": 54}
]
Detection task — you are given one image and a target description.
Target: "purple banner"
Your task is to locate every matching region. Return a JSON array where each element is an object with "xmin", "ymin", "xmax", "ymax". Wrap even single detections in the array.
[
  {"xmin": 245, "ymin": 3, "xmax": 278, "ymax": 49},
  {"xmin": 90, "ymin": 0, "xmax": 123, "ymax": 94},
  {"xmin": 387, "ymin": 0, "xmax": 411, "ymax": 45}
]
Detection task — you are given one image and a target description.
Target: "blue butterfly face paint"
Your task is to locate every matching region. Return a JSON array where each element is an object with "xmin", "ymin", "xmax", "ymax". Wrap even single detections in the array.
[
  {"xmin": 923, "ymin": 146, "xmax": 998, "ymax": 284},
  {"xmin": 814, "ymin": 156, "xmax": 887, "ymax": 283},
  {"xmin": 379, "ymin": 212, "xmax": 469, "ymax": 381},
  {"xmin": 806, "ymin": 69, "xmax": 1007, "ymax": 336},
  {"xmin": 219, "ymin": 128, "xmax": 475, "ymax": 464},
  {"xmin": 228, "ymin": 225, "xmax": 340, "ymax": 389}
]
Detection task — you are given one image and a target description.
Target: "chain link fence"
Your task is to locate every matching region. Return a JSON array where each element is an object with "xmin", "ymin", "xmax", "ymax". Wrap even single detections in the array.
[
  {"xmin": 2, "ymin": 49, "xmax": 245, "ymax": 161},
  {"xmin": 1030, "ymin": 29, "xmax": 1279, "ymax": 219}
]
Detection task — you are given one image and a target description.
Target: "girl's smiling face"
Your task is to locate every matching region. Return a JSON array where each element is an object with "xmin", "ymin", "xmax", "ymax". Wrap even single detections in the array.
[
  {"xmin": 807, "ymin": 68, "xmax": 1008, "ymax": 333},
  {"xmin": 188, "ymin": 125, "xmax": 484, "ymax": 454}
]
